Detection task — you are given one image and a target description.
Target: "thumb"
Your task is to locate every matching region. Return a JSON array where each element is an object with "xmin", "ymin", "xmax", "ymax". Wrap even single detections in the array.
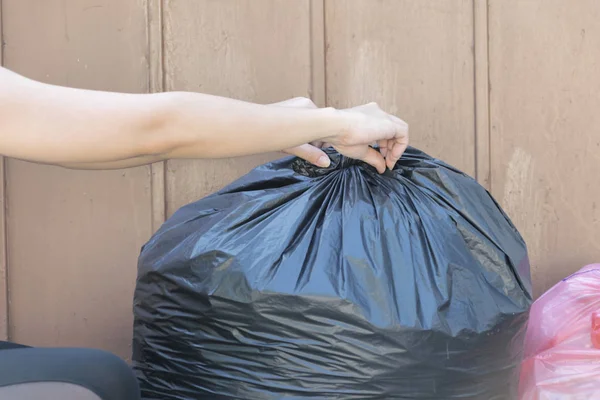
[{"xmin": 284, "ymin": 144, "xmax": 331, "ymax": 168}]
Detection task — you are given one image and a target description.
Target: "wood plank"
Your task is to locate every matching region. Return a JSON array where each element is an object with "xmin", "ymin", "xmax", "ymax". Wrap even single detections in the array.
[
  {"xmin": 325, "ymin": 0, "xmax": 476, "ymax": 175},
  {"xmin": 488, "ymin": 0, "xmax": 600, "ymax": 297},
  {"xmin": 474, "ymin": 0, "xmax": 491, "ymax": 190},
  {"xmin": 0, "ymin": 157, "xmax": 6, "ymax": 342},
  {"xmin": 310, "ymin": 0, "xmax": 326, "ymax": 107},
  {"xmin": 2, "ymin": 0, "xmax": 152, "ymax": 359},
  {"xmin": 163, "ymin": 0, "xmax": 314, "ymax": 215},
  {"xmin": 0, "ymin": 0, "xmax": 8, "ymax": 341},
  {"xmin": 147, "ymin": 0, "xmax": 166, "ymax": 232},
  {"xmin": 150, "ymin": 162, "xmax": 166, "ymax": 233}
]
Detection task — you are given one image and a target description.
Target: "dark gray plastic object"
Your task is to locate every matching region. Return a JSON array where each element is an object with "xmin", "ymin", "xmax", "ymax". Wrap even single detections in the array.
[{"xmin": 132, "ymin": 147, "xmax": 532, "ymax": 400}]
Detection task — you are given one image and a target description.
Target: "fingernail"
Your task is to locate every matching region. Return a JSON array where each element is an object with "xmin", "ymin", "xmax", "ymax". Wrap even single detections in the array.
[{"xmin": 317, "ymin": 155, "xmax": 331, "ymax": 168}]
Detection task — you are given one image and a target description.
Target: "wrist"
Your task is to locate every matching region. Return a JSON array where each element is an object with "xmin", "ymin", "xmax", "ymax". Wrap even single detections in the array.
[{"xmin": 315, "ymin": 107, "xmax": 351, "ymax": 145}]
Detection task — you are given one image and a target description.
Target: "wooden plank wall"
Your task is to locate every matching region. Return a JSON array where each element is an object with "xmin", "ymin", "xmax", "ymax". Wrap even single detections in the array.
[
  {"xmin": 0, "ymin": 0, "xmax": 7, "ymax": 342},
  {"xmin": 0, "ymin": 0, "xmax": 598, "ymax": 358},
  {"xmin": 326, "ymin": 0, "xmax": 476, "ymax": 175},
  {"xmin": 488, "ymin": 0, "xmax": 600, "ymax": 296},
  {"xmin": 1, "ymin": 0, "xmax": 153, "ymax": 360}
]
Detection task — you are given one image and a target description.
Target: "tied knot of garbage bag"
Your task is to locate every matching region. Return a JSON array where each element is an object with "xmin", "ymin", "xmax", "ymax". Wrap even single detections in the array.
[{"xmin": 291, "ymin": 147, "xmax": 380, "ymax": 177}]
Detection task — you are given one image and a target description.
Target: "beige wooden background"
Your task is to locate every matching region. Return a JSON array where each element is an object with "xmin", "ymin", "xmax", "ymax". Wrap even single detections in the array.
[{"xmin": 0, "ymin": 0, "xmax": 598, "ymax": 360}]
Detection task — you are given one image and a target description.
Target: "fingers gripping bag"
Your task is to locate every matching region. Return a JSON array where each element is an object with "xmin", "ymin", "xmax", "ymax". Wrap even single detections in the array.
[
  {"xmin": 132, "ymin": 147, "xmax": 532, "ymax": 400},
  {"xmin": 519, "ymin": 264, "xmax": 600, "ymax": 400}
]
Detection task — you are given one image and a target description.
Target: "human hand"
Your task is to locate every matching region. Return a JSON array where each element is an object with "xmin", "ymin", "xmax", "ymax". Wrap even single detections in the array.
[
  {"xmin": 330, "ymin": 103, "xmax": 409, "ymax": 173},
  {"xmin": 270, "ymin": 98, "xmax": 409, "ymax": 173}
]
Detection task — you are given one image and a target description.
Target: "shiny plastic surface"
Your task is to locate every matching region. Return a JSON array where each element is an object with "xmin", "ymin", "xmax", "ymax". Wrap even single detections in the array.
[
  {"xmin": 519, "ymin": 264, "xmax": 600, "ymax": 400},
  {"xmin": 133, "ymin": 147, "xmax": 532, "ymax": 399}
]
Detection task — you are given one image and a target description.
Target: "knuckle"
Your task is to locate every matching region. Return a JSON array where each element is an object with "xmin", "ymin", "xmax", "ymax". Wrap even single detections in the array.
[
  {"xmin": 370, "ymin": 103, "xmax": 383, "ymax": 112},
  {"xmin": 289, "ymin": 97, "xmax": 315, "ymax": 107},
  {"xmin": 299, "ymin": 97, "xmax": 316, "ymax": 106}
]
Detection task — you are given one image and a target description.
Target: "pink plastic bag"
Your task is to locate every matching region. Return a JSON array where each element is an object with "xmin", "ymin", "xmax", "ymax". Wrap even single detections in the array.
[{"xmin": 519, "ymin": 264, "xmax": 600, "ymax": 399}]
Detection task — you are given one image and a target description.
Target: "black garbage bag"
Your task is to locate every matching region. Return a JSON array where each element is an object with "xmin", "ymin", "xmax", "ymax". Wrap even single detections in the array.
[{"xmin": 132, "ymin": 147, "xmax": 532, "ymax": 400}]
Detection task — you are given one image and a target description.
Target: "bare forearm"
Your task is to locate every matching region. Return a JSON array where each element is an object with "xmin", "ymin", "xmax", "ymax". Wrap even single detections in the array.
[
  {"xmin": 152, "ymin": 92, "xmax": 344, "ymax": 160},
  {"xmin": 0, "ymin": 68, "xmax": 158, "ymax": 166},
  {"xmin": 0, "ymin": 67, "xmax": 346, "ymax": 168}
]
